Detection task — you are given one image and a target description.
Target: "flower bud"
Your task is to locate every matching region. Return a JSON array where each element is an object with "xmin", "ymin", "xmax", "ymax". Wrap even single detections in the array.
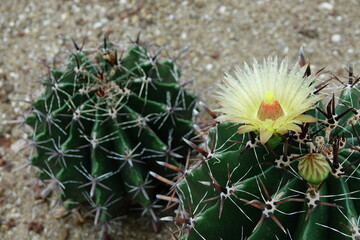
[{"xmin": 298, "ymin": 153, "xmax": 330, "ymax": 185}]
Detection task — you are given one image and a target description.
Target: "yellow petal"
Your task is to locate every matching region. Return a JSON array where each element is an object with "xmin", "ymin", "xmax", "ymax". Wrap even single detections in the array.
[
  {"xmin": 259, "ymin": 129, "xmax": 274, "ymax": 145},
  {"xmin": 295, "ymin": 114, "xmax": 318, "ymax": 122},
  {"xmin": 285, "ymin": 123, "xmax": 302, "ymax": 133},
  {"xmin": 237, "ymin": 125, "xmax": 258, "ymax": 134},
  {"xmin": 276, "ymin": 127, "xmax": 289, "ymax": 135}
]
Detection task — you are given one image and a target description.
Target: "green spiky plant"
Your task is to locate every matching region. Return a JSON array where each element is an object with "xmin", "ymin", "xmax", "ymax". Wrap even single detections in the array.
[
  {"xmin": 156, "ymin": 51, "xmax": 360, "ymax": 240},
  {"xmin": 24, "ymin": 36, "xmax": 197, "ymax": 230}
]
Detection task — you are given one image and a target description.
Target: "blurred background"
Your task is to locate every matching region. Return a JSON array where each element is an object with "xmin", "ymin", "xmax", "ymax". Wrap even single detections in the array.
[{"xmin": 1, "ymin": 0, "xmax": 359, "ymax": 239}]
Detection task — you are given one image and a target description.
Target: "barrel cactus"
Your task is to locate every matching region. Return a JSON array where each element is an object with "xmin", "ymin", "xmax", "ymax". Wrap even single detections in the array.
[
  {"xmin": 158, "ymin": 51, "xmax": 360, "ymax": 240},
  {"xmin": 24, "ymin": 36, "xmax": 197, "ymax": 229}
]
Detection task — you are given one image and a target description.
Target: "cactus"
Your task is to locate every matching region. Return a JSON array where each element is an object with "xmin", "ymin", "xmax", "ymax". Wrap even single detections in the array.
[
  {"xmin": 158, "ymin": 52, "xmax": 360, "ymax": 240},
  {"xmin": 24, "ymin": 36, "xmax": 197, "ymax": 228}
]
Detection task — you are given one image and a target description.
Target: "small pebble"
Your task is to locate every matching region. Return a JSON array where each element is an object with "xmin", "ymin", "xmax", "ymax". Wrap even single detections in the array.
[
  {"xmin": 10, "ymin": 139, "xmax": 27, "ymax": 153},
  {"xmin": 210, "ymin": 52, "xmax": 220, "ymax": 59},
  {"xmin": 27, "ymin": 221, "xmax": 44, "ymax": 234},
  {"xmin": 319, "ymin": 2, "xmax": 334, "ymax": 11},
  {"xmin": 9, "ymin": 72, "xmax": 19, "ymax": 79},
  {"xmin": 0, "ymin": 159, "xmax": 6, "ymax": 166},
  {"xmin": 6, "ymin": 219, "xmax": 16, "ymax": 229},
  {"xmin": 219, "ymin": 6, "xmax": 227, "ymax": 14},
  {"xmin": 93, "ymin": 22, "xmax": 102, "ymax": 29},
  {"xmin": 181, "ymin": 32, "xmax": 187, "ymax": 39},
  {"xmin": 331, "ymin": 34, "xmax": 341, "ymax": 43},
  {"xmin": 7, "ymin": 213, "xmax": 21, "ymax": 219},
  {"xmin": 206, "ymin": 64, "xmax": 213, "ymax": 70}
]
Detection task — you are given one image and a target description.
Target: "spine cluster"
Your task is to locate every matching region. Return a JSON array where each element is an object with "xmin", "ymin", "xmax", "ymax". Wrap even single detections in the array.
[
  {"xmin": 156, "ymin": 55, "xmax": 360, "ymax": 240},
  {"xmin": 25, "ymin": 37, "xmax": 197, "ymax": 230}
]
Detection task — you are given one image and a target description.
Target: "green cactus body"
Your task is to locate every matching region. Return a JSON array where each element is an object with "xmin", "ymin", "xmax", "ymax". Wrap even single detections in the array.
[
  {"xmin": 26, "ymin": 41, "xmax": 196, "ymax": 224},
  {"xmin": 168, "ymin": 60, "xmax": 360, "ymax": 239}
]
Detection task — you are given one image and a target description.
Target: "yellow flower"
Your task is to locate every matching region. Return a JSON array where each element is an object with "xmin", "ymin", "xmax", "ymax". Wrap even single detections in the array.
[{"xmin": 216, "ymin": 57, "xmax": 319, "ymax": 144}]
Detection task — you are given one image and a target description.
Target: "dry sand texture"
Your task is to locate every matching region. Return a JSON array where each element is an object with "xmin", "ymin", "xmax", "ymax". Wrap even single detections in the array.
[{"xmin": 1, "ymin": 0, "xmax": 360, "ymax": 239}]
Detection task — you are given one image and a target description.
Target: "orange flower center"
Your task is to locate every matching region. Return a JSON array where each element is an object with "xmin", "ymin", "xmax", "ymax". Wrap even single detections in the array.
[{"xmin": 257, "ymin": 91, "xmax": 284, "ymax": 121}]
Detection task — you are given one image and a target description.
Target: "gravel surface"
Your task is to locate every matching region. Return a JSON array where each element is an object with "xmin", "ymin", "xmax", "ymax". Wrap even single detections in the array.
[{"xmin": 1, "ymin": 0, "xmax": 360, "ymax": 239}]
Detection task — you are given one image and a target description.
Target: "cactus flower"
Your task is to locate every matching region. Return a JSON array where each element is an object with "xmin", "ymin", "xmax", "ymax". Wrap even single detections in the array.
[{"xmin": 216, "ymin": 58, "xmax": 320, "ymax": 144}]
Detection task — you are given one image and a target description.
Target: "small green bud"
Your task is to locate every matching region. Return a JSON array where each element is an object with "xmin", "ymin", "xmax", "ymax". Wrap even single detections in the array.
[{"xmin": 298, "ymin": 153, "xmax": 330, "ymax": 185}]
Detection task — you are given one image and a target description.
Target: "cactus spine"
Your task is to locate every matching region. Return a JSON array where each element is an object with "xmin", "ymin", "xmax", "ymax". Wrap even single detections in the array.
[
  {"xmin": 158, "ymin": 52, "xmax": 360, "ymax": 240},
  {"xmin": 25, "ymin": 37, "xmax": 197, "ymax": 228}
]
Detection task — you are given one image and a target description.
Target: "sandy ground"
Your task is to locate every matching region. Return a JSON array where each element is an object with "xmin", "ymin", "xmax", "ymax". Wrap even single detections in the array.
[{"xmin": 1, "ymin": 0, "xmax": 360, "ymax": 239}]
